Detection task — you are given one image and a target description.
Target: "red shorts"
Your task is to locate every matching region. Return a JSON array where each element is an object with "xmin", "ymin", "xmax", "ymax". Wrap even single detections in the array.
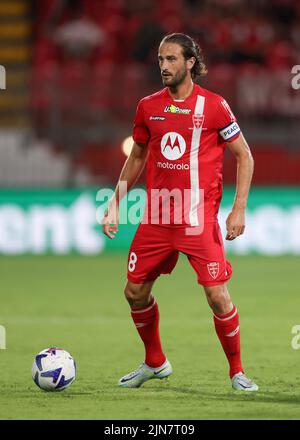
[{"xmin": 127, "ymin": 222, "xmax": 232, "ymax": 286}]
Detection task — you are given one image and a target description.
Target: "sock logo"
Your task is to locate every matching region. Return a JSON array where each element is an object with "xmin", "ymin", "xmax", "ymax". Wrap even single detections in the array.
[
  {"xmin": 225, "ymin": 325, "xmax": 240, "ymax": 337},
  {"xmin": 207, "ymin": 262, "xmax": 219, "ymax": 279},
  {"xmin": 135, "ymin": 322, "xmax": 147, "ymax": 328}
]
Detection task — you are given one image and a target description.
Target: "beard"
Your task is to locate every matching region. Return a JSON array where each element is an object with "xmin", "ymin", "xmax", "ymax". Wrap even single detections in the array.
[{"xmin": 161, "ymin": 66, "xmax": 188, "ymax": 88}]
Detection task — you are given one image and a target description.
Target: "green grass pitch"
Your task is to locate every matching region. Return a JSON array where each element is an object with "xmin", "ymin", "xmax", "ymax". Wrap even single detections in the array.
[{"xmin": 0, "ymin": 254, "xmax": 299, "ymax": 420}]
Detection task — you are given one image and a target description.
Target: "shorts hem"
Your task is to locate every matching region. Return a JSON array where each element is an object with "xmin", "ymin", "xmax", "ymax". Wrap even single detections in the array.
[{"xmin": 198, "ymin": 279, "xmax": 231, "ymax": 287}]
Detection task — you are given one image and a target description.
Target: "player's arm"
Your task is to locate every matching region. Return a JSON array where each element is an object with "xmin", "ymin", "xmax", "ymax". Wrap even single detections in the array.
[
  {"xmin": 102, "ymin": 141, "xmax": 148, "ymax": 239},
  {"xmin": 225, "ymin": 133, "xmax": 254, "ymax": 240}
]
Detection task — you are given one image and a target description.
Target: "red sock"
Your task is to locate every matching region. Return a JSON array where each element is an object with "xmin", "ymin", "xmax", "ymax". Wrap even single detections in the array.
[
  {"xmin": 213, "ymin": 305, "xmax": 244, "ymax": 378},
  {"xmin": 131, "ymin": 298, "xmax": 166, "ymax": 368}
]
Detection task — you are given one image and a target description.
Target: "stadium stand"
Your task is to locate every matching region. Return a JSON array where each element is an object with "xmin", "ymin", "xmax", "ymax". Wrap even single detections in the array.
[{"xmin": 0, "ymin": 0, "xmax": 299, "ymax": 186}]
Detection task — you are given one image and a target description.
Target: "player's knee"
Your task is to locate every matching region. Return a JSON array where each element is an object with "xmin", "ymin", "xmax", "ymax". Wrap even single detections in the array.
[
  {"xmin": 124, "ymin": 284, "xmax": 136, "ymax": 302},
  {"xmin": 124, "ymin": 282, "xmax": 150, "ymax": 307},
  {"xmin": 204, "ymin": 284, "xmax": 232, "ymax": 314}
]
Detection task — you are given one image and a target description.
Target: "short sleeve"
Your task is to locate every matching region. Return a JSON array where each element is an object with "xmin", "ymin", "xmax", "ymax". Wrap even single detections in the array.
[
  {"xmin": 132, "ymin": 99, "xmax": 150, "ymax": 145},
  {"xmin": 215, "ymin": 97, "xmax": 241, "ymax": 142}
]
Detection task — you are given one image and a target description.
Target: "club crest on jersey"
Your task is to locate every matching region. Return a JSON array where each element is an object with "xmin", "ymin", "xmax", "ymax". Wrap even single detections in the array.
[
  {"xmin": 160, "ymin": 132, "xmax": 186, "ymax": 160},
  {"xmin": 192, "ymin": 114, "xmax": 205, "ymax": 129},
  {"xmin": 207, "ymin": 262, "xmax": 219, "ymax": 279}
]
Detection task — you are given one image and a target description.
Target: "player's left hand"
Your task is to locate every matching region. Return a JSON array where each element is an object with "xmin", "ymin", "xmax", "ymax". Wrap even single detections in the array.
[
  {"xmin": 102, "ymin": 200, "xmax": 119, "ymax": 239},
  {"xmin": 225, "ymin": 208, "xmax": 245, "ymax": 240}
]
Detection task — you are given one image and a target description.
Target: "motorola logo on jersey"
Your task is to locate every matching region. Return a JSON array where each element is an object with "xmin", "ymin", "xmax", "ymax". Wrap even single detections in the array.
[{"xmin": 160, "ymin": 132, "xmax": 186, "ymax": 160}]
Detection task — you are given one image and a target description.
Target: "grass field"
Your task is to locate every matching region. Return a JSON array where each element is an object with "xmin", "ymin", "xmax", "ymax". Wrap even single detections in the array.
[{"xmin": 0, "ymin": 254, "xmax": 299, "ymax": 420}]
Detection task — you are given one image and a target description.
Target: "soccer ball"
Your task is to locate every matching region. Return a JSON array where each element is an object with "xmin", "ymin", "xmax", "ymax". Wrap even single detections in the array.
[{"xmin": 32, "ymin": 348, "xmax": 76, "ymax": 391}]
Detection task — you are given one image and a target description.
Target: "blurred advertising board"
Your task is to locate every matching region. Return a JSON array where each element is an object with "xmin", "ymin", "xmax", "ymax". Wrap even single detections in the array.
[{"xmin": 0, "ymin": 188, "xmax": 299, "ymax": 255}]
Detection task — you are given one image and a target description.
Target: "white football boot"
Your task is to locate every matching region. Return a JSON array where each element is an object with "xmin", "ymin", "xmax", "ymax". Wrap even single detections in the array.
[
  {"xmin": 231, "ymin": 372, "xmax": 259, "ymax": 391},
  {"xmin": 118, "ymin": 359, "xmax": 173, "ymax": 388}
]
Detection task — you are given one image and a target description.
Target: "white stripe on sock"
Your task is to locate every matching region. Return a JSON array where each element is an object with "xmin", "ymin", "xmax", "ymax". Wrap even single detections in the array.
[
  {"xmin": 131, "ymin": 299, "xmax": 156, "ymax": 314},
  {"xmin": 213, "ymin": 307, "xmax": 237, "ymax": 321}
]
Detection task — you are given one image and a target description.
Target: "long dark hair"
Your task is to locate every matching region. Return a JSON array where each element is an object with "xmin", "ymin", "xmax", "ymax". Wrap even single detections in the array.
[{"xmin": 160, "ymin": 33, "xmax": 207, "ymax": 80}]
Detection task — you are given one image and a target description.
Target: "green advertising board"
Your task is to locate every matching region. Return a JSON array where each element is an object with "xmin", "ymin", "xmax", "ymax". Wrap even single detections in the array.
[{"xmin": 0, "ymin": 187, "xmax": 299, "ymax": 255}]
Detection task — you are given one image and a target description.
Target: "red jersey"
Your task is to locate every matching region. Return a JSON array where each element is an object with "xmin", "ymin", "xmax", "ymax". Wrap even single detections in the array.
[{"xmin": 132, "ymin": 83, "xmax": 240, "ymax": 227}]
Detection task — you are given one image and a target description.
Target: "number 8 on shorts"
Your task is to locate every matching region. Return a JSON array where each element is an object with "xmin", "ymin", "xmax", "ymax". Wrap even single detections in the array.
[{"xmin": 128, "ymin": 252, "xmax": 137, "ymax": 272}]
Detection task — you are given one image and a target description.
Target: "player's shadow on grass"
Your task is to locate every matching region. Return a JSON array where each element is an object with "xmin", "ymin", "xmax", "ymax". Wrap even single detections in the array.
[{"xmin": 154, "ymin": 386, "xmax": 300, "ymax": 405}]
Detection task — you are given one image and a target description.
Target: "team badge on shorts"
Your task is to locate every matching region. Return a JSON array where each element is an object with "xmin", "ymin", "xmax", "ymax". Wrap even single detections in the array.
[
  {"xmin": 192, "ymin": 114, "xmax": 205, "ymax": 129},
  {"xmin": 207, "ymin": 262, "xmax": 219, "ymax": 279}
]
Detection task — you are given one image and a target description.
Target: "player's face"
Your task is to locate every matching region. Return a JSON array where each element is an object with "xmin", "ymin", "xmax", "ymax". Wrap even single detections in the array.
[{"xmin": 158, "ymin": 43, "xmax": 190, "ymax": 88}]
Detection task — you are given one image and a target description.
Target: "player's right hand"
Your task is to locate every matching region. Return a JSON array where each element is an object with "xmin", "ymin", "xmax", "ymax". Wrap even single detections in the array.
[{"xmin": 102, "ymin": 205, "xmax": 119, "ymax": 239}]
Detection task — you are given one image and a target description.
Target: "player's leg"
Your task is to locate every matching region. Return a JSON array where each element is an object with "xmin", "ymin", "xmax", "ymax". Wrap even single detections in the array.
[
  {"xmin": 119, "ymin": 224, "xmax": 177, "ymax": 388},
  {"xmin": 203, "ymin": 283, "xmax": 242, "ymax": 378},
  {"xmin": 119, "ymin": 280, "xmax": 173, "ymax": 388},
  {"xmin": 124, "ymin": 280, "xmax": 166, "ymax": 368},
  {"xmin": 180, "ymin": 222, "xmax": 258, "ymax": 390},
  {"xmin": 203, "ymin": 283, "xmax": 258, "ymax": 391}
]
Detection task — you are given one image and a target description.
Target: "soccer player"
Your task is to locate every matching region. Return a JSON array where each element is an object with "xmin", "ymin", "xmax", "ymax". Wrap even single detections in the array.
[{"xmin": 103, "ymin": 33, "xmax": 258, "ymax": 391}]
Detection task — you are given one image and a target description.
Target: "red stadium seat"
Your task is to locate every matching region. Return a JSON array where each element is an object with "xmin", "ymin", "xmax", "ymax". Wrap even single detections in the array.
[{"xmin": 89, "ymin": 61, "xmax": 115, "ymax": 112}]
